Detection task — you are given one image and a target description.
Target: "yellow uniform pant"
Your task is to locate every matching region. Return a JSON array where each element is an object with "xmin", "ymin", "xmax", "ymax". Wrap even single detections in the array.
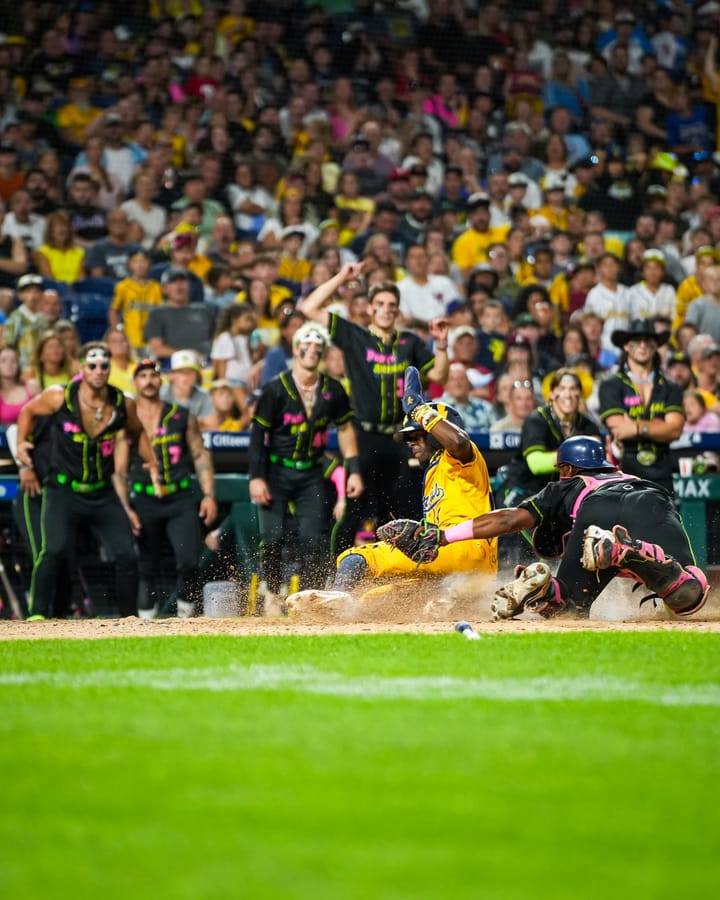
[{"xmin": 337, "ymin": 537, "xmax": 497, "ymax": 579}]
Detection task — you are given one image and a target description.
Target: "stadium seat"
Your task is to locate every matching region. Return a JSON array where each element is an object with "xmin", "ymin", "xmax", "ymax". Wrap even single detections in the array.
[
  {"xmin": 72, "ymin": 277, "xmax": 117, "ymax": 297},
  {"xmin": 69, "ymin": 293, "xmax": 112, "ymax": 342}
]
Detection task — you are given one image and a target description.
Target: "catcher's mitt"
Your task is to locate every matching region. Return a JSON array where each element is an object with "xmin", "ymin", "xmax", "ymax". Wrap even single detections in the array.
[{"xmin": 376, "ymin": 518, "xmax": 441, "ymax": 565}]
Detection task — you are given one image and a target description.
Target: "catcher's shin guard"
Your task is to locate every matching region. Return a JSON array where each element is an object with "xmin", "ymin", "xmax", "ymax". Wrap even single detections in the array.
[
  {"xmin": 666, "ymin": 565, "xmax": 709, "ymax": 616},
  {"xmin": 491, "ymin": 562, "xmax": 566, "ymax": 620},
  {"xmin": 582, "ymin": 525, "xmax": 709, "ymax": 615}
]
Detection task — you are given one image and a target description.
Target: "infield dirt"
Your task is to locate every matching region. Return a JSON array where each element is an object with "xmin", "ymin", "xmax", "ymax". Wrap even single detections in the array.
[{"xmin": 2, "ymin": 573, "xmax": 719, "ymax": 640}]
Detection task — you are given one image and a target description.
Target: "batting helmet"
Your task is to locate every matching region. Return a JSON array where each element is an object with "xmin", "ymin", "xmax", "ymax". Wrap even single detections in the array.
[
  {"xmin": 556, "ymin": 436, "xmax": 615, "ymax": 470},
  {"xmin": 395, "ymin": 402, "xmax": 466, "ymax": 450}
]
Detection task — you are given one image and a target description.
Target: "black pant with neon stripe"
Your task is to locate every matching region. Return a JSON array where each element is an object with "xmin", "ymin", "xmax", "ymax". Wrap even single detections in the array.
[
  {"xmin": 259, "ymin": 464, "xmax": 330, "ymax": 593},
  {"xmin": 30, "ymin": 485, "xmax": 138, "ymax": 618},
  {"xmin": 132, "ymin": 489, "xmax": 202, "ymax": 613},
  {"xmin": 13, "ymin": 493, "xmax": 74, "ymax": 617}
]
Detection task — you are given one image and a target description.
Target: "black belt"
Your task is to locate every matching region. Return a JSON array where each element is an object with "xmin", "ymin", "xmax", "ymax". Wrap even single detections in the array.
[
  {"xmin": 269, "ymin": 454, "xmax": 320, "ymax": 471},
  {"xmin": 132, "ymin": 477, "xmax": 191, "ymax": 497},
  {"xmin": 359, "ymin": 421, "xmax": 398, "ymax": 435},
  {"xmin": 56, "ymin": 473, "xmax": 107, "ymax": 493}
]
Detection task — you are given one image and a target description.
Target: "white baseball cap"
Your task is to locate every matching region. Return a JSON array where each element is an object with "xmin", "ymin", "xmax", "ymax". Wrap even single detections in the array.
[
  {"xmin": 17, "ymin": 273, "xmax": 43, "ymax": 290},
  {"xmin": 170, "ymin": 349, "xmax": 201, "ymax": 372}
]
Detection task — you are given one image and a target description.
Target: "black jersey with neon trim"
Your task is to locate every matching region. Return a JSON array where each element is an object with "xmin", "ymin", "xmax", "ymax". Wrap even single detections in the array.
[
  {"xmin": 50, "ymin": 381, "xmax": 128, "ymax": 484},
  {"xmin": 129, "ymin": 402, "xmax": 193, "ymax": 486},
  {"xmin": 249, "ymin": 371, "xmax": 353, "ymax": 480},
  {"xmin": 328, "ymin": 313, "xmax": 434, "ymax": 427}
]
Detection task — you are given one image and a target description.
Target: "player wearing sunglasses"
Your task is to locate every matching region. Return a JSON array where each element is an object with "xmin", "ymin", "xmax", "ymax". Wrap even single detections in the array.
[{"xmin": 15, "ymin": 341, "xmax": 159, "ymax": 620}]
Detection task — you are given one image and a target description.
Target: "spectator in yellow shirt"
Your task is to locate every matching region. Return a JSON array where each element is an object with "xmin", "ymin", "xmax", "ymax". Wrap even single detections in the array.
[
  {"xmin": 532, "ymin": 173, "xmax": 570, "ymax": 231},
  {"xmin": 34, "ymin": 212, "xmax": 85, "ymax": 284},
  {"xmin": 277, "ymin": 228, "xmax": 312, "ymax": 284},
  {"xmin": 673, "ymin": 245, "xmax": 718, "ymax": 335},
  {"xmin": 109, "ymin": 251, "xmax": 163, "ymax": 355},
  {"xmin": 452, "ymin": 192, "xmax": 510, "ymax": 282},
  {"xmin": 56, "ymin": 78, "xmax": 102, "ymax": 149},
  {"xmin": 105, "ymin": 326, "xmax": 137, "ymax": 396}
]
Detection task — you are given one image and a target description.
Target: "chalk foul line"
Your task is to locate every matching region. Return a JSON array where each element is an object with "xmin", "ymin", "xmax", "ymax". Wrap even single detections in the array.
[{"xmin": 0, "ymin": 665, "xmax": 718, "ymax": 706}]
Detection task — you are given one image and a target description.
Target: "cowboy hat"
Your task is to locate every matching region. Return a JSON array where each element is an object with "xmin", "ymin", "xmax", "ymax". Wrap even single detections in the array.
[{"xmin": 610, "ymin": 318, "xmax": 670, "ymax": 349}]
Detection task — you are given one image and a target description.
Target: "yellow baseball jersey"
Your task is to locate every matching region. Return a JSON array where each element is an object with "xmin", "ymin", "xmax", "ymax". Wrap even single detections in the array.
[
  {"xmin": 530, "ymin": 204, "xmax": 569, "ymax": 232},
  {"xmin": 111, "ymin": 278, "xmax": 164, "ymax": 350},
  {"xmin": 56, "ymin": 103, "xmax": 103, "ymax": 144},
  {"xmin": 451, "ymin": 225, "xmax": 510, "ymax": 272},
  {"xmin": 277, "ymin": 255, "xmax": 312, "ymax": 283},
  {"xmin": 188, "ymin": 253, "xmax": 212, "ymax": 283},
  {"xmin": 338, "ymin": 443, "xmax": 497, "ymax": 578},
  {"xmin": 673, "ymin": 274, "xmax": 703, "ymax": 334}
]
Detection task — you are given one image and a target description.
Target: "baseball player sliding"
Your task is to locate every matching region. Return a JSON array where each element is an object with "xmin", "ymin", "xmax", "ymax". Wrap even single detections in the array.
[
  {"xmin": 287, "ymin": 366, "xmax": 497, "ymax": 607},
  {"xmin": 377, "ymin": 435, "xmax": 708, "ymax": 620}
]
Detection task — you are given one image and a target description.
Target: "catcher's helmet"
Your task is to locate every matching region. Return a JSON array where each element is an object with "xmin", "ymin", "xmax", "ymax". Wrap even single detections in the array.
[
  {"xmin": 394, "ymin": 402, "xmax": 466, "ymax": 450},
  {"xmin": 556, "ymin": 436, "xmax": 614, "ymax": 470}
]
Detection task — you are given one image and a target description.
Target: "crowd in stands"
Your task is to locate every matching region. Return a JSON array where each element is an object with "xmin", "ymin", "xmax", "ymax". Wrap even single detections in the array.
[{"xmin": 1, "ymin": 0, "xmax": 720, "ymax": 449}]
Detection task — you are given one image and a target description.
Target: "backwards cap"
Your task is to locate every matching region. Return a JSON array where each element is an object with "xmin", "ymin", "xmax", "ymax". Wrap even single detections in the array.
[{"xmin": 293, "ymin": 322, "xmax": 331, "ymax": 349}]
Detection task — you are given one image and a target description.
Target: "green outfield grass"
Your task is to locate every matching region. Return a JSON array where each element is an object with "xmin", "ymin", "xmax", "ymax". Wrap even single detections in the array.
[{"xmin": 1, "ymin": 632, "xmax": 719, "ymax": 900}]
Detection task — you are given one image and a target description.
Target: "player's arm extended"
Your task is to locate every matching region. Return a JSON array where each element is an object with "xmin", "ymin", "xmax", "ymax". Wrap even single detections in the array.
[{"xmin": 441, "ymin": 507, "xmax": 535, "ymax": 545}]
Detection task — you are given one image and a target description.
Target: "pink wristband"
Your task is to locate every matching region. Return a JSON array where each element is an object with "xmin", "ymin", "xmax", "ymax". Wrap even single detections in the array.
[
  {"xmin": 330, "ymin": 465, "xmax": 346, "ymax": 498},
  {"xmin": 444, "ymin": 520, "xmax": 475, "ymax": 544}
]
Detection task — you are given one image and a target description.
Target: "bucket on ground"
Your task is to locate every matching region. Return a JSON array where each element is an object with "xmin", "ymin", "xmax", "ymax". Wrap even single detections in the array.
[{"xmin": 203, "ymin": 581, "xmax": 241, "ymax": 617}]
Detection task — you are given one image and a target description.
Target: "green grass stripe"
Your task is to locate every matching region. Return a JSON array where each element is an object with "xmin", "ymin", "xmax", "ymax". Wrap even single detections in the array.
[{"xmin": 1, "ymin": 633, "xmax": 719, "ymax": 900}]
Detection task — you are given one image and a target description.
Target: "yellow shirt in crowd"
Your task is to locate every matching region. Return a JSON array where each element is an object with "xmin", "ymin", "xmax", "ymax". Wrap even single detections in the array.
[
  {"xmin": 111, "ymin": 278, "xmax": 164, "ymax": 351},
  {"xmin": 452, "ymin": 225, "xmax": 510, "ymax": 272},
  {"xmin": 38, "ymin": 245, "xmax": 85, "ymax": 283}
]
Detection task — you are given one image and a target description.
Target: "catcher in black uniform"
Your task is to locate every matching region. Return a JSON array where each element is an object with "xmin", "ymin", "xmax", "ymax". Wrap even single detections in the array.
[{"xmin": 378, "ymin": 436, "xmax": 708, "ymax": 620}]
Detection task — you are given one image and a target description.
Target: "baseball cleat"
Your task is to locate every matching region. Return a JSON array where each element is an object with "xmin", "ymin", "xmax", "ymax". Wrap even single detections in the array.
[
  {"xmin": 491, "ymin": 562, "xmax": 553, "ymax": 620},
  {"xmin": 581, "ymin": 525, "xmax": 616, "ymax": 570}
]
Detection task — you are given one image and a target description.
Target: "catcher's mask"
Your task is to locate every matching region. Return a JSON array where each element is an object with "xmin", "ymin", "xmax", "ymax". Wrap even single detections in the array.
[
  {"xmin": 394, "ymin": 402, "xmax": 466, "ymax": 451},
  {"xmin": 556, "ymin": 436, "xmax": 614, "ymax": 471}
]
